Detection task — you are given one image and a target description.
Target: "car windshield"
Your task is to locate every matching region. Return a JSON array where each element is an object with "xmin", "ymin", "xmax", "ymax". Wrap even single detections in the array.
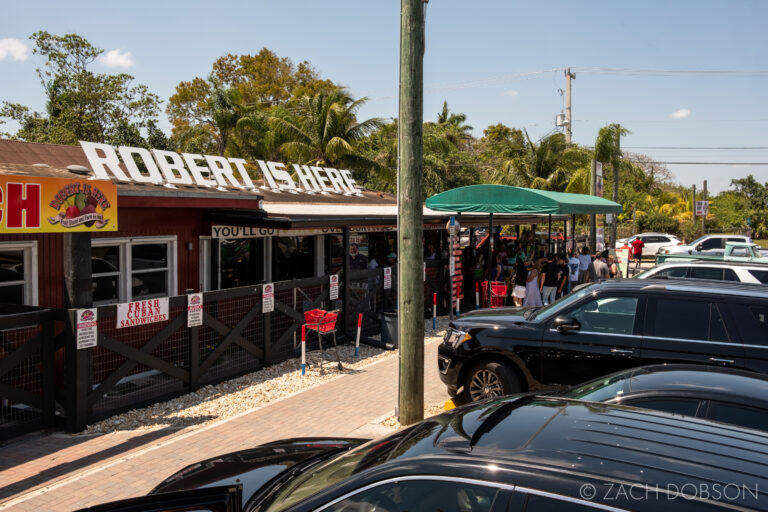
[
  {"xmin": 262, "ymin": 422, "xmax": 437, "ymax": 511},
  {"xmin": 689, "ymin": 235, "xmax": 709, "ymax": 246},
  {"xmin": 529, "ymin": 285, "xmax": 594, "ymax": 321}
]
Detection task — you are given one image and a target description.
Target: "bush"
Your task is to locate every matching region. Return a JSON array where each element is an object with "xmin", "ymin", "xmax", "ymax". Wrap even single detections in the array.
[
  {"xmin": 678, "ymin": 220, "xmax": 703, "ymax": 244},
  {"xmin": 637, "ymin": 211, "xmax": 679, "ymax": 235}
]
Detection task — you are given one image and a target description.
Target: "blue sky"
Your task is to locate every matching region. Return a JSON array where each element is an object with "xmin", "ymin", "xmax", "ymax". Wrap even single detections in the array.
[{"xmin": 1, "ymin": 0, "xmax": 766, "ymax": 194}]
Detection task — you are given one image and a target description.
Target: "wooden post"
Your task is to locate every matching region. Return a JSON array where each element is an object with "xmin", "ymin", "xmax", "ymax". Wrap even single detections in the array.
[
  {"xmin": 398, "ymin": 0, "xmax": 425, "ymax": 426},
  {"xmin": 611, "ymin": 125, "xmax": 620, "ymax": 248},
  {"xmin": 63, "ymin": 232, "xmax": 92, "ymax": 433}
]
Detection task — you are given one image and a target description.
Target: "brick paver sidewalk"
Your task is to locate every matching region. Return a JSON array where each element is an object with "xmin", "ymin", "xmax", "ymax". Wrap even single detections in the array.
[{"xmin": 0, "ymin": 339, "xmax": 446, "ymax": 511}]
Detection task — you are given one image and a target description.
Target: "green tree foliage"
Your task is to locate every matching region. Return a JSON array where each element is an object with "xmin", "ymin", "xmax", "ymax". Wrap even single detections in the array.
[
  {"xmin": 727, "ymin": 175, "xmax": 768, "ymax": 238},
  {"xmin": 0, "ymin": 32, "xmax": 162, "ymax": 146},
  {"xmin": 167, "ymin": 49, "xmax": 336, "ymax": 158}
]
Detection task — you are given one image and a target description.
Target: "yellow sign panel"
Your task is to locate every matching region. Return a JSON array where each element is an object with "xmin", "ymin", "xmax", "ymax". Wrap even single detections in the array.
[{"xmin": 0, "ymin": 175, "xmax": 118, "ymax": 233}]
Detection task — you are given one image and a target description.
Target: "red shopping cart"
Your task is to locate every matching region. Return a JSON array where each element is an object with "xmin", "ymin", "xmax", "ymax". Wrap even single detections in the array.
[
  {"xmin": 303, "ymin": 308, "xmax": 343, "ymax": 371},
  {"xmin": 481, "ymin": 281, "xmax": 507, "ymax": 308}
]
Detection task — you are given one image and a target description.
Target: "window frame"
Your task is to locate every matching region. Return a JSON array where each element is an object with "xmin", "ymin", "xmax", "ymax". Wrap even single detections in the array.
[
  {"xmin": 92, "ymin": 236, "xmax": 177, "ymax": 305},
  {"xmin": 0, "ymin": 241, "xmax": 38, "ymax": 306}
]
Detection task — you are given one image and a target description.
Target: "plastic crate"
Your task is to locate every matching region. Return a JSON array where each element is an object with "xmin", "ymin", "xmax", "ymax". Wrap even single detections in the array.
[
  {"xmin": 304, "ymin": 309, "xmax": 338, "ymax": 333},
  {"xmin": 481, "ymin": 281, "xmax": 507, "ymax": 308}
]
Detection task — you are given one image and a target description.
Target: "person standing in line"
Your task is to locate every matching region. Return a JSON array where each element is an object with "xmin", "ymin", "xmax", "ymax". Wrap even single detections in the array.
[
  {"xmin": 556, "ymin": 254, "xmax": 569, "ymax": 298},
  {"xmin": 577, "ymin": 246, "xmax": 592, "ymax": 283},
  {"xmin": 524, "ymin": 260, "xmax": 543, "ymax": 307},
  {"xmin": 593, "ymin": 251, "xmax": 611, "ymax": 281},
  {"xmin": 607, "ymin": 255, "xmax": 619, "ymax": 278},
  {"xmin": 539, "ymin": 254, "xmax": 561, "ymax": 306},
  {"xmin": 631, "ymin": 236, "xmax": 645, "ymax": 269},
  {"xmin": 490, "ymin": 253, "xmax": 504, "ymax": 282},
  {"xmin": 512, "ymin": 257, "xmax": 527, "ymax": 306},
  {"xmin": 568, "ymin": 250, "xmax": 580, "ymax": 293}
]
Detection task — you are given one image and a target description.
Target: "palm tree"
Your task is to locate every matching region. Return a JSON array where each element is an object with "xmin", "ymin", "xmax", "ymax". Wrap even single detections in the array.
[{"xmin": 268, "ymin": 88, "xmax": 383, "ymax": 169}]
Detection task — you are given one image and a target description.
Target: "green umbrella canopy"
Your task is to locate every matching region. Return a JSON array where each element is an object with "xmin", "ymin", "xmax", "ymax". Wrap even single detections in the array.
[{"xmin": 426, "ymin": 184, "xmax": 622, "ymax": 215}]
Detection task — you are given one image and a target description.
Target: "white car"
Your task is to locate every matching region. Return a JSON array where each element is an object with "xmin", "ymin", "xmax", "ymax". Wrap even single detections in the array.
[
  {"xmin": 656, "ymin": 234, "xmax": 751, "ymax": 256},
  {"xmin": 635, "ymin": 260, "xmax": 768, "ymax": 284},
  {"xmin": 615, "ymin": 233, "xmax": 681, "ymax": 256}
]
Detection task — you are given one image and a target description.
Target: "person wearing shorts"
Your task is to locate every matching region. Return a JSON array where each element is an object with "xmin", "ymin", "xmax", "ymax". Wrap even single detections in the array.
[{"xmin": 631, "ymin": 237, "xmax": 645, "ymax": 268}]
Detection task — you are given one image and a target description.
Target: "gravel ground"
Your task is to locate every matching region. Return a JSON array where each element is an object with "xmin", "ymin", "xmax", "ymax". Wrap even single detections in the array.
[{"xmin": 83, "ymin": 317, "xmax": 451, "ymax": 435}]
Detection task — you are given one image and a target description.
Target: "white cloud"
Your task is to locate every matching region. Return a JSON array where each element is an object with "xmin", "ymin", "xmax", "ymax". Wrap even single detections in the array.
[
  {"xmin": 0, "ymin": 38, "xmax": 29, "ymax": 62},
  {"xmin": 668, "ymin": 108, "xmax": 691, "ymax": 119},
  {"xmin": 502, "ymin": 89, "xmax": 519, "ymax": 97},
  {"xmin": 100, "ymin": 49, "xmax": 135, "ymax": 68}
]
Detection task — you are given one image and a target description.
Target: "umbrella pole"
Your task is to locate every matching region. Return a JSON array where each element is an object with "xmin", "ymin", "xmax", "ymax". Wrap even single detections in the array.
[
  {"xmin": 486, "ymin": 212, "xmax": 494, "ymax": 279},
  {"xmin": 548, "ymin": 214, "xmax": 552, "ymax": 254}
]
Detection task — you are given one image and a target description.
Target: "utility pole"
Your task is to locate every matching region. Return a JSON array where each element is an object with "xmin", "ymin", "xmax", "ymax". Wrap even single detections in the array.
[
  {"xmin": 610, "ymin": 124, "xmax": 620, "ymax": 248},
  {"xmin": 565, "ymin": 68, "xmax": 576, "ymax": 145},
  {"xmin": 692, "ymin": 184, "xmax": 697, "ymax": 229},
  {"xmin": 701, "ymin": 180, "xmax": 708, "ymax": 233},
  {"xmin": 398, "ymin": 0, "xmax": 425, "ymax": 426},
  {"xmin": 589, "ymin": 159, "xmax": 596, "ymax": 251}
]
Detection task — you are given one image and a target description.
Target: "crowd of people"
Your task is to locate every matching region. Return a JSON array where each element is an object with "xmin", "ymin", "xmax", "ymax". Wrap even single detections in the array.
[{"xmin": 492, "ymin": 245, "xmax": 622, "ymax": 308}]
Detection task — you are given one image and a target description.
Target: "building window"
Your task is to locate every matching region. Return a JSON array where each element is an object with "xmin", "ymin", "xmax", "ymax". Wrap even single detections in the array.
[
  {"xmin": 92, "ymin": 237, "xmax": 176, "ymax": 304},
  {"xmin": 0, "ymin": 242, "xmax": 37, "ymax": 306}
]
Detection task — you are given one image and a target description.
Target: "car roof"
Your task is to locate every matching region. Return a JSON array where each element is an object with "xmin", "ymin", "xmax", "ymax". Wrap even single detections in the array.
[
  {"xmin": 651, "ymin": 260, "xmax": 768, "ymax": 269},
  {"xmin": 613, "ymin": 364, "xmax": 768, "ymax": 398},
  {"xmin": 427, "ymin": 397, "xmax": 768, "ymax": 491},
  {"xmin": 587, "ymin": 277, "xmax": 768, "ymax": 298}
]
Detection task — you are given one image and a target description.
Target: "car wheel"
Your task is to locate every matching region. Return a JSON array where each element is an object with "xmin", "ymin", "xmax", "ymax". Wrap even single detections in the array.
[{"xmin": 462, "ymin": 361, "xmax": 520, "ymax": 402}]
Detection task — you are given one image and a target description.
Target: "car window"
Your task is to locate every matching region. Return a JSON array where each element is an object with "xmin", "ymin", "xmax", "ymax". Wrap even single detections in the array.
[
  {"xmin": 649, "ymin": 299, "xmax": 709, "ymax": 340},
  {"xmin": 653, "ymin": 267, "xmax": 688, "ymax": 279},
  {"xmin": 624, "ymin": 398, "xmax": 702, "ymax": 417},
  {"xmin": 323, "ymin": 479, "xmax": 497, "ymax": 512},
  {"xmin": 568, "ymin": 297, "xmax": 638, "ymax": 335},
  {"xmin": 728, "ymin": 237, "xmax": 747, "ymax": 243},
  {"xmin": 710, "ymin": 304, "xmax": 730, "ymax": 342},
  {"xmin": 708, "ymin": 402, "xmax": 768, "ymax": 432},
  {"xmin": 525, "ymin": 494, "xmax": 616, "ymax": 512},
  {"xmin": 689, "ymin": 267, "xmax": 723, "ymax": 281},
  {"xmin": 559, "ymin": 374, "xmax": 629, "ymax": 401},
  {"xmin": 730, "ymin": 247, "xmax": 749, "ymax": 257},
  {"xmin": 723, "ymin": 269, "xmax": 739, "ymax": 282},
  {"xmin": 532, "ymin": 286, "xmax": 594, "ymax": 322},
  {"xmin": 727, "ymin": 304, "xmax": 768, "ymax": 345},
  {"xmin": 700, "ymin": 238, "xmax": 722, "ymax": 250},
  {"xmin": 748, "ymin": 270, "xmax": 768, "ymax": 284}
]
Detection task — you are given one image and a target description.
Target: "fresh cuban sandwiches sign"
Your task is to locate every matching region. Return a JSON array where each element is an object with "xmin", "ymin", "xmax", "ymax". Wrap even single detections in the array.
[{"xmin": 80, "ymin": 141, "xmax": 363, "ymax": 196}]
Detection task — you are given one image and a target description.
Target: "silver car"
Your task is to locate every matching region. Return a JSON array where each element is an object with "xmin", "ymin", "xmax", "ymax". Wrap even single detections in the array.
[{"xmin": 635, "ymin": 260, "xmax": 768, "ymax": 284}]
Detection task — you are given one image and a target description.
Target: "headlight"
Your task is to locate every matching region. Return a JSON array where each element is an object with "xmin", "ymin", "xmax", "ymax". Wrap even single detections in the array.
[{"xmin": 447, "ymin": 329, "xmax": 472, "ymax": 348}]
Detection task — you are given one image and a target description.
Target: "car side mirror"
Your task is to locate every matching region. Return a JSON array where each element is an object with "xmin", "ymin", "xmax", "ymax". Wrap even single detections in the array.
[
  {"xmin": 553, "ymin": 316, "xmax": 580, "ymax": 333},
  {"xmin": 695, "ymin": 244, "xmax": 703, "ymax": 251}
]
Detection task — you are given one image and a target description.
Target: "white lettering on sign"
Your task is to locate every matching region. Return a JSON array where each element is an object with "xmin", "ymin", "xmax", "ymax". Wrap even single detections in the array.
[
  {"xmin": 76, "ymin": 308, "xmax": 98, "ymax": 349},
  {"xmin": 116, "ymin": 298, "xmax": 169, "ymax": 329},
  {"xmin": 79, "ymin": 141, "xmax": 363, "ymax": 196}
]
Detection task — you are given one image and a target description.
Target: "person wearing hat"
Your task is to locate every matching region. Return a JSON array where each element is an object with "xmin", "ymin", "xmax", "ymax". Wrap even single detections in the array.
[{"xmin": 386, "ymin": 252, "xmax": 397, "ymax": 266}]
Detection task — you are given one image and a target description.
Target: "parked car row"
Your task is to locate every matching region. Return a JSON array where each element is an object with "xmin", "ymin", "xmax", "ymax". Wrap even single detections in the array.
[{"xmin": 80, "ymin": 266, "xmax": 768, "ymax": 512}]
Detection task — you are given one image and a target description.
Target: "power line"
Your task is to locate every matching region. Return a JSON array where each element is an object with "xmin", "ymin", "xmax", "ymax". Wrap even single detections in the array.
[
  {"xmin": 624, "ymin": 146, "xmax": 768, "ymax": 150},
  {"xmin": 653, "ymin": 162, "xmax": 768, "ymax": 165}
]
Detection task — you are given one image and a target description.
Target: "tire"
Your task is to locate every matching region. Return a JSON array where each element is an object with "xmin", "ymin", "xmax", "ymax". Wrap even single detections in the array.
[{"xmin": 460, "ymin": 361, "xmax": 520, "ymax": 403}]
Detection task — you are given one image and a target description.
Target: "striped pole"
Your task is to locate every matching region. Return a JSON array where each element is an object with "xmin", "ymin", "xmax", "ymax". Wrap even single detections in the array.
[
  {"xmin": 301, "ymin": 325, "xmax": 306, "ymax": 376},
  {"xmin": 456, "ymin": 297, "xmax": 460, "ymax": 318},
  {"xmin": 432, "ymin": 292, "xmax": 437, "ymax": 330},
  {"xmin": 355, "ymin": 313, "xmax": 362, "ymax": 357},
  {"xmin": 475, "ymin": 282, "xmax": 480, "ymax": 309}
]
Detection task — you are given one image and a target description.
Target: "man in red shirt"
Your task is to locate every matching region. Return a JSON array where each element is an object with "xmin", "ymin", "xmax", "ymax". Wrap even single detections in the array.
[{"xmin": 631, "ymin": 237, "xmax": 645, "ymax": 269}]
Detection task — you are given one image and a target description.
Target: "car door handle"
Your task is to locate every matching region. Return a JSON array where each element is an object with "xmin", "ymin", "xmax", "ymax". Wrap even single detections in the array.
[
  {"xmin": 610, "ymin": 348, "xmax": 634, "ymax": 354},
  {"xmin": 709, "ymin": 357, "xmax": 735, "ymax": 364}
]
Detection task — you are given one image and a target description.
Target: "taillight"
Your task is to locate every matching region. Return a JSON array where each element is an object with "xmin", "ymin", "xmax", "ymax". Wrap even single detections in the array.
[{"xmin": 677, "ymin": 242, "xmax": 682, "ymax": 245}]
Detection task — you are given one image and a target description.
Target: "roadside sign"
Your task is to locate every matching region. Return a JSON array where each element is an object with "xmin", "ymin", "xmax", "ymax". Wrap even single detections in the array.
[
  {"xmin": 695, "ymin": 200, "xmax": 710, "ymax": 216},
  {"xmin": 329, "ymin": 274, "xmax": 339, "ymax": 300},
  {"xmin": 76, "ymin": 308, "xmax": 98, "ymax": 349},
  {"xmin": 262, "ymin": 283, "xmax": 275, "ymax": 313},
  {"xmin": 187, "ymin": 293, "xmax": 203, "ymax": 327},
  {"xmin": 383, "ymin": 267, "xmax": 392, "ymax": 289}
]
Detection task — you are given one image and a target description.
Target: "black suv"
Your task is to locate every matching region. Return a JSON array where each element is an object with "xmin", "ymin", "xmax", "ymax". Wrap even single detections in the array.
[{"xmin": 438, "ymin": 279, "xmax": 768, "ymax": 403}]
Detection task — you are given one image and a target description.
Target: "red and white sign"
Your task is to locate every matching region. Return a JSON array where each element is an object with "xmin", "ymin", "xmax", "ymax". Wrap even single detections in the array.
[
  {"xmin": 695, "ymin": 200, "xmax": 710, "ymax": 216},
  {"xmin": 76, "ymin": 308, "xmax": 98, "ymax": 349},
  {"xmin": 329, "ymin": 274, "xmax": 339, "ymax": 300},
  {"xmin": 116, "ymin": 298, "xmax": 169, "ymax": 329},
  {"xmin": 262, "ymin": 283, "xmax": 275, "ymax": 313},
  {"xmin": 187, "ymin": 293, "xmax": 203, "ymax": 327},
  {"xmin": 383, "ymin": 267, "xmax": 392, "ymax": 289}
]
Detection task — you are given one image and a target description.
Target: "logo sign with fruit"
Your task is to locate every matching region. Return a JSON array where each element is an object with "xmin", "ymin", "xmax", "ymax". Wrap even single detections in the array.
[{"xmin": 0, "ymin": 174, "xmax": 117, "ymax": 233}]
